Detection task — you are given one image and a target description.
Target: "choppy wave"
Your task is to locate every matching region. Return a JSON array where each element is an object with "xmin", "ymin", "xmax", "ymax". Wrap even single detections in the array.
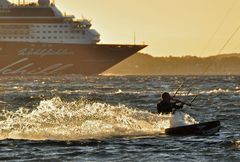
[
  {"xmin": 172, "ymin": 87, "xmax": 240, "ymax": 96},
  {"xmin": 166, "ymin": 88, "xmax": 238, "ymax": 96},
  {"xmin": 200, "ymin": 88, "xmax": 231, "ymax": 94},
  {"xmin": 0, "ymin": 97, "xmax": 197, "ymax": 141},
  {"xmin": 233, "ymin": 140, "xmax": 240, "ymax": 149},
  {"xmin": 0, "ymin": 76, "xmax": 239, "ymax": 161}
]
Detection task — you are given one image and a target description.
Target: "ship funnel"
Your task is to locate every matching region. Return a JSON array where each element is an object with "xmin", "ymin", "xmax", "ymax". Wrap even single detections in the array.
[{"xmin": 38, "ymin": 0, "xmax": 50, "ymax": 6}]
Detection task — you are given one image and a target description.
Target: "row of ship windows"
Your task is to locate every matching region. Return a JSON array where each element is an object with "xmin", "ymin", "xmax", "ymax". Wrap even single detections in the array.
[
  {"xmin": 34, "ymin": 25, "xmax": 70, "ymax": 28},
  {"xmin": 34, "ymin": 30, "xmax": 86, "ymax": 34},
  {"xmin": 0, "ymin": 30, "xmax": 86, "ymax": 34},
  {"xmin": 0, "ymin": 36, "xmax": 85, "ymax": 39}
]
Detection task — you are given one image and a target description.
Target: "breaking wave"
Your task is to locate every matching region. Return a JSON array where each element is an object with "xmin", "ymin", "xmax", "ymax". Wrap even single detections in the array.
[
  {"xmin": 200, "ymin": 88, "xmax": 230, "ymax": 94},
  {"xmin": 0, "ymin": 97, "xmax": 196, "ymax": 141}
]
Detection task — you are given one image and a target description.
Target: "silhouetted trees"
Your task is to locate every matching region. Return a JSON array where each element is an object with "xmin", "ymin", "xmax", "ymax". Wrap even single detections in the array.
[{"xmin": 104, "ymin": 53, "xmax": 240, "ymax": 75}]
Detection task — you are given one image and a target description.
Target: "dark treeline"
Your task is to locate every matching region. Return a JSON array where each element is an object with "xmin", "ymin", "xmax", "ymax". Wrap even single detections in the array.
[{"xmin": 104, "ymin": 53, "xmax": 240, "ymax": 75}]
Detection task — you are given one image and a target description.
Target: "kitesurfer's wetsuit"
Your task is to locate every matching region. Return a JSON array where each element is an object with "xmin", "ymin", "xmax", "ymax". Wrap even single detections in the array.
[{"xmin": 157, "ymin": 101, "xmax": 183, "ymax": 114}]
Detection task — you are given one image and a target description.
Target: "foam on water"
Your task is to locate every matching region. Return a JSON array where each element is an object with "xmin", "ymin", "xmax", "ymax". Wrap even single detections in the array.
[
  {"xmin": 170, "ymin": 111, "xmax": 198, "ymax": 127},
  {"xmin": 115, "ymin": 89, "xmax": 123, "ymax": 94},
  {"xmin": 200, "ymin": 88, "xmax": 231, "ymax": 94},
  {"xmin": 0, "ymin": 97, "xmax": 197, "ymax": 141},
  {"xmin": 233, "ymin": 140, "xmax": 240, "ymax": 149}
]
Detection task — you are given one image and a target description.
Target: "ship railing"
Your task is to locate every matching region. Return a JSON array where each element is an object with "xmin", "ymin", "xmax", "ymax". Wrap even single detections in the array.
[
  {"xmin": 63, "ymin": 15, "xmax": 75, "ymax": 19},
  {"xmin": 0, "ymin": 16, "xmax": 63, "ymax": 19}
]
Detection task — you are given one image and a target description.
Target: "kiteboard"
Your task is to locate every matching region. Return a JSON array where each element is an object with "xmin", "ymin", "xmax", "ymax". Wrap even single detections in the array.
[{"xmin": 165, "ymin": 120, "xmax": 220, "ymax": 136}]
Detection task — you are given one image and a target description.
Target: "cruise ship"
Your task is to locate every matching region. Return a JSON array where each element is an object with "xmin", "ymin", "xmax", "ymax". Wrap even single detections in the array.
[{"xmin": 0, "ymin": 0, "xmax": 146, "ymax": 75}]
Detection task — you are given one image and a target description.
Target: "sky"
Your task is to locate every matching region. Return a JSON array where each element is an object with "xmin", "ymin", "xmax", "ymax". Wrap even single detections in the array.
[{"xmin": 39, "ymin": 1, "xmax": 240, "ymax": 56}]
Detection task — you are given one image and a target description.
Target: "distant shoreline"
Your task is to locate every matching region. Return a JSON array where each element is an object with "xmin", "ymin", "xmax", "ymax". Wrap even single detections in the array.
[{"xmin": 104, "ymin": 53, "xmax": 240, "ymax": 75}]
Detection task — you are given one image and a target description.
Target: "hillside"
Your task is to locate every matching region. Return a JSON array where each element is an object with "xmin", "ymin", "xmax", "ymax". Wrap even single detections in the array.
[{"xmin": 103, "ymin": 53, "xmax": 240, "ymax": 75}]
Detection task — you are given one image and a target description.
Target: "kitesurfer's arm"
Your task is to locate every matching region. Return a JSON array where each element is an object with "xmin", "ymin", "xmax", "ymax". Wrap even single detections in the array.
[{"xmin": 172, "ymin": 102, "xmax": 184, "ymax": 110}]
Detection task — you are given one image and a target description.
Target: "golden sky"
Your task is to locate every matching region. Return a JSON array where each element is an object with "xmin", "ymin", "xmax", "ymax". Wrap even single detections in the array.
[{"xmin": 57, "ymin": 1, "xmax": 239, "ymax": 56}]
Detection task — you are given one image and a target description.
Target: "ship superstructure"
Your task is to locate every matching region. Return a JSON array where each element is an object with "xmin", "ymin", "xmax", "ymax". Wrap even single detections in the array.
[
  {"xmin": 0, "ymin": 0, "xmax": 100, "ymax": 44},
  {"xmin": 0, "ymin": 0, "xmax": 146, "ymax": 75}
]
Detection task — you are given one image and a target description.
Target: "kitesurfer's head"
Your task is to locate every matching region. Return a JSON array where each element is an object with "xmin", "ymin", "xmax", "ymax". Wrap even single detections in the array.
[{"xmin": 162, "ymin": 92, "xmax": 171, "ymax": 102}]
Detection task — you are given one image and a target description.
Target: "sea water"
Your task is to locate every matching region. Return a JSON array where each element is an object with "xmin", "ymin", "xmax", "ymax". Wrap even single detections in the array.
[{"xmin": 0, "ymin": 75, "xmax": 239, "ymax": 161}]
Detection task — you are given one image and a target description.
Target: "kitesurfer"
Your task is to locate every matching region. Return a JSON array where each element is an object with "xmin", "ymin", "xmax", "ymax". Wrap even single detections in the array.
[{"xmin": 157, "ymin": 92, "xmax": 184, "ymax": 114}]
